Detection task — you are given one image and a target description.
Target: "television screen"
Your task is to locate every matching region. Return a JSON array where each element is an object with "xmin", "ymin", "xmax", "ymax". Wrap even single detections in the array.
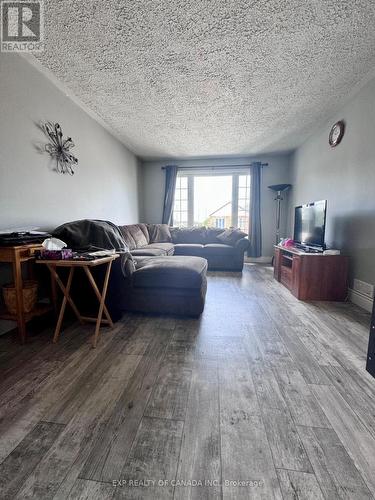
[{"xmin": 294, "ymin": 200, "xmax": 327, "ymax": 249}]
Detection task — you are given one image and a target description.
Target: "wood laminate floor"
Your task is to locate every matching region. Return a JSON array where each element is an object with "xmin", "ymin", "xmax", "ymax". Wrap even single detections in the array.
[{"xmin": 0, "ymin": 264, "xmax": 374, "ymax": 500}]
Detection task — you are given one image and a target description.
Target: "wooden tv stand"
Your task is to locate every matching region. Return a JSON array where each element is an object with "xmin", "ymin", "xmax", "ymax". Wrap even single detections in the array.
[{"xmin": 274, "ymin": 245, "xmax": 348, "ymax": 301}]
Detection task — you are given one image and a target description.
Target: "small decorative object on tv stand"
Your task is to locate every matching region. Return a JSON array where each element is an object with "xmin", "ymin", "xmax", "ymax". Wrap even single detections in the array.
[{"xmin": 43, "ymin": 122, "xmax": 78, "ymax": 175}]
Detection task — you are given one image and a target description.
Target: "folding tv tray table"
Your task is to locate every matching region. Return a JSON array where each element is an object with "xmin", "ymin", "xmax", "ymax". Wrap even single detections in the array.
[{"xmin": 37, "ymin": 254, "xmax": 119, "ymax": 348}]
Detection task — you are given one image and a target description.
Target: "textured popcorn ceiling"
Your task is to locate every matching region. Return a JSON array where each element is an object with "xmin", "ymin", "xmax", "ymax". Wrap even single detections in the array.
[{"xmin": 35, "ymin": 1, "xmax": 375, "ymax": 158}]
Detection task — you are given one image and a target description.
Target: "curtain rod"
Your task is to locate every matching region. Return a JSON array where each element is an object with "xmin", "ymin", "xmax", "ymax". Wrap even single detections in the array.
[{"xmin": 161, "ymin": 163, "xmax": 268, "ymax": 170}]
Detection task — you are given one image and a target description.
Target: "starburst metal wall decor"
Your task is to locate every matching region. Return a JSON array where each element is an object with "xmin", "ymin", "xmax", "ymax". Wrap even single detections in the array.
[{"xmin": 43, "ymin": 122, "xmax": 78, "ymax": 175}]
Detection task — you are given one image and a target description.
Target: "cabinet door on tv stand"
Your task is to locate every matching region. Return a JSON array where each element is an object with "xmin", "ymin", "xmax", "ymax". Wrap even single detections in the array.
[{"xmin": 291, "ymin": 255, "xmax": 301, "ymax": 298}]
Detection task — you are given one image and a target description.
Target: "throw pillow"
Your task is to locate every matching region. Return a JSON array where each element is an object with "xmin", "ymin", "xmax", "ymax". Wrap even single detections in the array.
[
  {"xmin": 147, "ymin": 224, "xmax": 172, "ymax": 243},
  {"xmin": 170, "ymin": 226, "xmax": 206, "ymax": 244},
  {"xmin": 128, "ymin": 225, "xmax": 149, "ymax": 248},
  {"xmin": 205, "ymin": 227, "xmax": 224, "ymax": 244},
  {"xmin": 217, "ymin": 228, "xmax": 247, "ymax": 245},
  {"xmin": 118, "ymin": 225, "xmax": 137, "ymax": 250}
]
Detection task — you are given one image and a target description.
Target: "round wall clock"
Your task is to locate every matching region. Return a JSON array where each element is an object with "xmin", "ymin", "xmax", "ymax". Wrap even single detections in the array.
[{"xmin": 329, "ymin": 120, "xmax": 345, "ymax": 147}]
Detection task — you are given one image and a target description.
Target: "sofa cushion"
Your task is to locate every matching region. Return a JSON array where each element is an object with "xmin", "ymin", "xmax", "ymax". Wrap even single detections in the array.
[
  {"xmin": 217, "ymin": 228, "xmax": 247, "ymax": 245},
  {"xmin": 170, "ymin": 227, "xmax": 206, "ymax": 244},
  {"xmin": 119, "ymin": 224, "xmax": 147, "ymax": 250},
  {"xmin": 205, "ymin": 228, "xmax": 223, "ymax": 243},
  {"xmin": 130, "ymin": 224, "xmax": 149, "ymax": 247},
  {"xmin": 204, "ymin": 243, "xmax": 235, "ymax": 256},
  {"xmin": 147, "ymin": 224, "xmax": 172, "ymax": 243},
  {"xmin": 119, "ymin": 224, "xmax": 149, "ymax": 250},
  {"xmin": 174, "ymin": 243, "xmax": 204, "ymax": 256},
  {"xmin": 138, "ymin": 223, "xmax": 150, "ymax": 241},
  {"xmin": 145, "ymin": 242, "xmax": 174, "ymax": 255},
  {"xmin": 131, "ymin": 248, "xmax": 166, "ymax": 257},
  {"xmin": 133, "ymin": 256, "xmax": 207, "ymax": 289}
]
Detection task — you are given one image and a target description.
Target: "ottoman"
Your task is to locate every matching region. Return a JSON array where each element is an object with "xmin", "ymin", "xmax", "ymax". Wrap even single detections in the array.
[{"xmin": 123, "ymin": 256, "xmax": 208, "ymax": 316}]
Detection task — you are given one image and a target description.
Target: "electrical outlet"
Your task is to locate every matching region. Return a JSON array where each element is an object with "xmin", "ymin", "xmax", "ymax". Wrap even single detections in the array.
[{"xmin": 353, "ymin": 279, "xmax": 375, "ymax": 299}]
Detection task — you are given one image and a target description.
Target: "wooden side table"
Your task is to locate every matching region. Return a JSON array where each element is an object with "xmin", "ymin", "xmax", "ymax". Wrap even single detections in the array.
[
  {"xmin": 37, "ymin": 254, "xmax": 119, "ymax": 348},
  {"xmin": 0, "ymin": 243, "xmax": 53, "ymax": 343}
]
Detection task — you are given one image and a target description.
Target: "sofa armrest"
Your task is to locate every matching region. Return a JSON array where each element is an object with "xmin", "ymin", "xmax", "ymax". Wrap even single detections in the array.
[{"xmin": 235, "ymin": 237, "xmax": 250, "ymax": 253}]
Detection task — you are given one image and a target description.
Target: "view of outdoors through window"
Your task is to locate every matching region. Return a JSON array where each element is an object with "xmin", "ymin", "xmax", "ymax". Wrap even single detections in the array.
[
  {"xmin": 195, "ymin": 176, "xmax": 232, "ymax": 228},
  {"xmin": 173, "ymin": 173, "xmax": 250, "ymax": 230}
]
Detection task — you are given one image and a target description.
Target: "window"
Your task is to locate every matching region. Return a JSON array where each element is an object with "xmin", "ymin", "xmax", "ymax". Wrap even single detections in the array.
[
  {"xmin": 195, "ymin": 175, "xmax": 232, "ymax": 228},
  {"xmin": 173, "ymin": 170, "xmax": 250, "ymax": 230},
  {"xmin": 173, "ymin": 175, "xmax": 188, "ymax": 227},
  {"xmin": 215, "ymin": 217, "xmax": 225, "ymax": 229},
  {"xmin": 238, "ymin": 175, "xmax": 250, "ymax": 232}
]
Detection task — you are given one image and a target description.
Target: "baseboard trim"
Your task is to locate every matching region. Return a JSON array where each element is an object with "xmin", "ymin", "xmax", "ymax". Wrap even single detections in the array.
[
  {"xmin": 245, "ymin": 256, "xmax": 273, "ymax": 264},
  {"xmin": 348, "ymin": 288, "xmax": 374, "ymax": 313}
]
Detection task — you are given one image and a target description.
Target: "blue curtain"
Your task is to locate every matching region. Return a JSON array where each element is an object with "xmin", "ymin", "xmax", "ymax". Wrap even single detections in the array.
[
  {"xmin": 248, "ymin": 162, "xmax": 262, "ymax": 257},
  {"xmin": 162, "ymin": 165, "xmax": 178, "ymax": 225}
]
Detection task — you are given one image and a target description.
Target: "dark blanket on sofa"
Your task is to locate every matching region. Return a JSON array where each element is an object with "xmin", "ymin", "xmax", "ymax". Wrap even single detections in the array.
[{"xmin": 53, "ymin": 219, "xmax": 134, "ymax": 276}]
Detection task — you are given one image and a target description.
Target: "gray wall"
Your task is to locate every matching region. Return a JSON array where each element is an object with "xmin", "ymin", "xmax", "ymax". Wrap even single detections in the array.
[
  {"xmin": 141, "ymin": 155, "xmax": 292, "ymax": 258},
  {"xmin": 289, "ymin": 76, "xmax": 375, "ymax": 287},
  {"xmin": 0, "ymin": 54, "xmax": 140, "ymax": 230},
  {"xmin": 0, "ymin": 54, "xmax": 141, "ymax": 334}
]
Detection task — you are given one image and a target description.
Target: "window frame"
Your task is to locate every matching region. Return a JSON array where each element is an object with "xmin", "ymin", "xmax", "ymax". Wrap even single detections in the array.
[{"xmin": 172, "ymin": 169, "xmax": 250, "ymax": 229}]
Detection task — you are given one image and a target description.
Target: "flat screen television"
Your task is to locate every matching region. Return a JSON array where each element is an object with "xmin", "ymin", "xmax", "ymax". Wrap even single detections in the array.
[{"xmin": 293, "ymin": 200, "xmax": 327, "ymax": 250}]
